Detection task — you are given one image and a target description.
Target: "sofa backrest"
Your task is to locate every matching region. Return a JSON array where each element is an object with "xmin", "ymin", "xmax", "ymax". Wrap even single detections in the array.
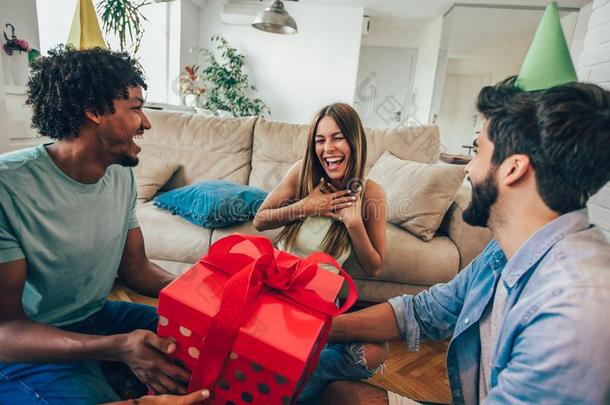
[
  {"xmin": 248, "ymin": 118, "xmax": 441, "ymax": 191},
  {"xmin": 139, "ymin": 110, "xmax": 257, "ymax": 189}
]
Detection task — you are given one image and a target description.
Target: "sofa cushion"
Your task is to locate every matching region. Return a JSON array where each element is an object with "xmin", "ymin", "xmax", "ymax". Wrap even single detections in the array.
[
  {"xmin": 439, "ymin": 184, "xmax": 493, "ymax": 269},
  {"xmin": 150, "ymin": 259, "xmax": 192, "ymax": 277},
  {"xmin": 154, "ymin": 180, "xmax": 268, "ymax": 228},
  {"xmin": 210, "ymin": 220, "xmax": 283, "ymax": 245},
  {"xmin": 364, "ymin": 124, "xmax": 440, "ymax": 167},
  {"xmin": 342, "ymin": 223, "xmax": 460, "ymax": 286},
  {"xmin": 137, "ymin": 110, "xmax": 257, "ymax": 190},
  {"xmin": 368, "ymin": 151, "xmax": 466, "ymax": 241},
  {"xmin": 136, "ymin": 202, "xmax": 212, "ymax": 264},
  {"xmin": 133, "ymin": 152, "xmax": 180, "ymax": 203},
  {"xmin": 248, "ymin": 119, "xmax": 309, "ymax": 191},
  {"xmin": 248, "ymin": 118, "xmax": 441, "ymax": 192}
]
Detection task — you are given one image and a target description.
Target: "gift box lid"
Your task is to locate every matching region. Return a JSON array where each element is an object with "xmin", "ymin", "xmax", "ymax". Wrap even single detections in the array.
[{"xmin": 158, "ymin": 242, "xmax": 344, "ymax": 382}]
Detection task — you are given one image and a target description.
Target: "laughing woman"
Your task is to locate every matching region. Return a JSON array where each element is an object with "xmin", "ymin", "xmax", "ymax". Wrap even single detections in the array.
[{"xmin": 253, "ymin": 103, "xmax": 388, "ymax": 403}]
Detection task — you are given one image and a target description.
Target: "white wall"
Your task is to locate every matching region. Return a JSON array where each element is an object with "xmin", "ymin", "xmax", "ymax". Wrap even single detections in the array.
[
  {"xmin": 0, "ymin": 0, "xmax": 41, "ymax": 153},
  {"xmin": 446, "ymin": 58, "xmax": 521, "ymax": 85},
  {"xmin": 1, "ymin": 0, "xmax": 40, "ymax": 85},
  {"xmin": 360, "ymin": 22, "xmax": 424, "ymax": 49},
  {"xmin": 180, "ymin": 0, "xmax": 201, "ymax": 70},
  {"xmin": 567, "ymin": 5, "xmax": 593, "ymax": 63},
  {"xmin": 0, "ymin": 57, "xmax": 9, "ymax": 153},
  {"xmin": 36, "ymin": 0, "xmax": 74, "ymax": 53},
  {"xmin": 436, "ymin": 73, "xmax": 487, "ymax": 154},
  {"xmin": 198, "ymin": 0, "xmax": 363, "ymax": 123},
  {"xmin": 577, "ymin": 0, "xmax": 610, "ymax": 240},
  {"xmin": 411, "ymin": 17, "xmax": 443, "ymax": 124},
  {"xmin": 1, "ymin": 0, "xmax": 40, "ymax": 56}
]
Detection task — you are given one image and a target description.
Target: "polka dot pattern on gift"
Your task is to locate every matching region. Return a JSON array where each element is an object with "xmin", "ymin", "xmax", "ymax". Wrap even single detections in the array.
[{"xmin": 187, "ymin": 347, "xmax": 199, "ymax": 359}]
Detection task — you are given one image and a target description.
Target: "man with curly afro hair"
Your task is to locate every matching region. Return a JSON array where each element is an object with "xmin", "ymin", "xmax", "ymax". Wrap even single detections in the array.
[{"xmin": 0, "ymin": 47, "xmax": 208, "ymax": 404}]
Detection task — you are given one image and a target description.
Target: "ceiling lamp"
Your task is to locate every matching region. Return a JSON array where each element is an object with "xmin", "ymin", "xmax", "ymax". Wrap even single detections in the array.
[{"xmin": 252, "ymin": 0, "xmax": 298, "ymax": 35}]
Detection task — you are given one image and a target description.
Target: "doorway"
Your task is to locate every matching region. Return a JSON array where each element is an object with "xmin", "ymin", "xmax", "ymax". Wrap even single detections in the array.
[{"xmin": 354, "ymin": 46, "xmax": 418, "ymax": 128}]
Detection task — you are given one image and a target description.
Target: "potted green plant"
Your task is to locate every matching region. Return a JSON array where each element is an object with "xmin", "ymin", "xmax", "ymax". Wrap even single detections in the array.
[
  {"xmin": 179, "ymin": 64, "xmax": 206, "ymax": 107},
  {"xmin": 97, "ymin": 0, "xmax": 172, "ymax": 55},
  {"xmin": 198, "ymin": 36, "xmax": 270, "ymax": 118}
]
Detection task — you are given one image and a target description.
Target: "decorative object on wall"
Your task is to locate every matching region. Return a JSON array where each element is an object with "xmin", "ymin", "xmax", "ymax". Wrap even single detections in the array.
[
  {"xmin": 198, "ymin": 36, "xmax": 270, "ymax": 118},
  {"xmin": 97, "ymin": 0, "xmax": 171, "ymax": 55},
  {"xmin": 252, "ymin": 0, "xmax": 298, "ymax": 35},
  {"xmin": 67, "ymin": 0, "xmax": 107, "ymax": 50},
  {"xmin": 179, "ymin": 65, "xmax": 206, "ymax": 107},
  {"xmin": 2, "ymin": 23, "xmax": 39, "ymax": 87}
]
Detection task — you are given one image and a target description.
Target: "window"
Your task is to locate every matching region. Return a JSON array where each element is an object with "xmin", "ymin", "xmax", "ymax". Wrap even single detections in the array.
[{"xmin": 36, "ymin": 0, "xmax": 171, "ymax": 103}]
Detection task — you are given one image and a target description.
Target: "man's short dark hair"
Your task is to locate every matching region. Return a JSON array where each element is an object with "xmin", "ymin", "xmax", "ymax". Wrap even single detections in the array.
[
  {"xmin": 477, "ymin": 76, "xmax": 610, "ymax": 214},
  {"xmin": 26, "ymin": 46, "xmax": 147, "ymax": 140}
]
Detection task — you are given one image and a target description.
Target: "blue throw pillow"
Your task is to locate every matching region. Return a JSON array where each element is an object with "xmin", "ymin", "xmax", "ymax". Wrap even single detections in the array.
[{"xmin": 153, "ymin": 180, "xmax": 268, "ymax": 228}]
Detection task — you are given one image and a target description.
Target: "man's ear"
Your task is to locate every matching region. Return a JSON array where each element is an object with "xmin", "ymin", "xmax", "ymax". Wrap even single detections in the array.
[
  {"xmin": 84, "ymin": 110, "xmax": 102, "ymax": 125},
  {"xmin": 500, "ymin": 154, "xmax": 532, "ymax": 187}
]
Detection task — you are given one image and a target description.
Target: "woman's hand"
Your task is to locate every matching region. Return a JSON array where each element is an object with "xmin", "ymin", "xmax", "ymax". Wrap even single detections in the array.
[
  {"xmin": 322, "ymin": 183, "xmax": 363, "ymax": 228},
  {"xmin": 302, "ymin": 177, "xmax": 355, "ymax": 217}
]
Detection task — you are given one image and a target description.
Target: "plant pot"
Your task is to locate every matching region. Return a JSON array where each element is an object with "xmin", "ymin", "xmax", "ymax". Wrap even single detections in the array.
[
  {"xmin": 8, "ymin": 51, "xmax": 29, "ymax": 87},
  {"xmin": 216, "ymin": 109, "xmax": 234, "ymax": 118},
  {"xmin": 184, "ymin": 94, "xmax": 198, "ymax": 107}
]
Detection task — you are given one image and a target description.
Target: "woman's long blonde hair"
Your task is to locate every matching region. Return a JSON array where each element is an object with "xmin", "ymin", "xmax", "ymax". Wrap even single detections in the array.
[{"xmin": 276, "ymin": 103, "xmax": 367, "ymax": 259}]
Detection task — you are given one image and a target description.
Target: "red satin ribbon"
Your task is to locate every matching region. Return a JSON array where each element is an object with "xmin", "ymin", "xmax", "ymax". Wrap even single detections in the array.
[{"xmin": 187, "ymin": 233, "xmax": 358, "ymax": 403}]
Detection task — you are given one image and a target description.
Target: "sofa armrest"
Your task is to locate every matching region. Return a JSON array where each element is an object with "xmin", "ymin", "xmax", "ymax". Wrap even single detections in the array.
[{"xmin": 441, "ymin": 183, "xmax": 493, "ymax": 270}]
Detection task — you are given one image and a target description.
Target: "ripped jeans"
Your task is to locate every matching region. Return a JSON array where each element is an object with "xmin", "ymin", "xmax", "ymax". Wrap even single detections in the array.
[{"xmin": 297, "ymin": 342, "xmax": 381, "ymax": 404}]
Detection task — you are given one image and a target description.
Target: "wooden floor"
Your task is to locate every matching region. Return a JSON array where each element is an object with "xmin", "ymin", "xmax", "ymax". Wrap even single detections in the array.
[{"xmin": 109, "ymin": 282, "xmax": 451, "ymax": 404}]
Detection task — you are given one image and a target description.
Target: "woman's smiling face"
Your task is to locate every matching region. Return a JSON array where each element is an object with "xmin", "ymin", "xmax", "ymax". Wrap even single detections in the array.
[{"xmin": 315, "ymin": 116, "xmax": 351, "ymax": 185}]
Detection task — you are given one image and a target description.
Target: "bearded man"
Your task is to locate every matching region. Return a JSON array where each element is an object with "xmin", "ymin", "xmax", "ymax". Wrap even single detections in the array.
[{"xmin": 320, "ymin": 77, "xmax": 610, "ymax": 405}]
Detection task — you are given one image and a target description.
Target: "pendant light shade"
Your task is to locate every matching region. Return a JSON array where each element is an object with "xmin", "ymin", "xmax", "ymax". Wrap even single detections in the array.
[{"xmin": 252, "ymin": 0, "xmax": 298, "ymax": 35}]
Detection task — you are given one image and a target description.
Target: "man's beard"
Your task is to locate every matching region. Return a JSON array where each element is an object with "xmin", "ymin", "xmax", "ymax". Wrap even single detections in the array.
[
  {"xmin": 116, "ymin": 153, "xmax": 139, "ymax": 167},
  {"xmin": 463, "ymin": 170, "xmax": 499, "ymax": 228}
]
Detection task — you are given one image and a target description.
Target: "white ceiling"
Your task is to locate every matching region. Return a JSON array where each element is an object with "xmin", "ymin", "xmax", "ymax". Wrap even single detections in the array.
[
  {"xmin": 298, "ymin": 0, "xmax": 591, "ymax": 26},
  {"xmin": 446, "ymin": 6, "xmax": 577, "ymax": 60}
]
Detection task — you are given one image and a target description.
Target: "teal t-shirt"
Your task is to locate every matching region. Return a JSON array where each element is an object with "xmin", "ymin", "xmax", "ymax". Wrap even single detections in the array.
[{"xmin": 0, "ymin": 144, "xmax": 139, "ymax": 326}]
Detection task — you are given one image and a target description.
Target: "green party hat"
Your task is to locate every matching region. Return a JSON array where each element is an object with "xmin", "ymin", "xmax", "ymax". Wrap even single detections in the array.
[{"xmin": 515, "ymin": 1, "xmax": 577, "ymax": 91}]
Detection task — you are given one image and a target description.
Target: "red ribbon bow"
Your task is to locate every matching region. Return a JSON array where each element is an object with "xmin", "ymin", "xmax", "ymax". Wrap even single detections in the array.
[{"xmin": 187, "ymin": 233, "xmax": 358, "ymax": 401}]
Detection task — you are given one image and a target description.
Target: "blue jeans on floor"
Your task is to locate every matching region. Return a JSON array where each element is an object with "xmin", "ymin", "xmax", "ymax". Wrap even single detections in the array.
[
  {"xmin": 0, "ymin": 300, "xmax": 158, "ymax": 405},
  {"xmin": 297, "ymin": 342, "xmax": 378, "ymax": 404}
]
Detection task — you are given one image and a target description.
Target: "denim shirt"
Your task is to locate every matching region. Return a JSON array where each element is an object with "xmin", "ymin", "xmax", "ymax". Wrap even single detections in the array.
[{"xmin": 389, "ymin": 209, "xmax": 610, "ymax": 404}]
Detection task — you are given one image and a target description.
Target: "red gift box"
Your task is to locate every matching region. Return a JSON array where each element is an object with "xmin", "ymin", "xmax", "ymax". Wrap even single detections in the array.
[{"xmin": 156, "ymin": 234, "xmax": 357, "ymax": 404}]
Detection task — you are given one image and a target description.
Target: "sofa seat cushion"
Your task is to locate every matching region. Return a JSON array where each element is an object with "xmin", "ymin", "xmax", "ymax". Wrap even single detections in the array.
[
  {"xmin": 149, "ymin": 259, "xmax": 192, "ymax": 277},
  {"xmin": 137, "ymin": 202, "xmax": 212, "ymax": 264},
  {"xmin": 342, "ymin": 223, "xmax": 460, "ymax": 286},
  {"xmin": 342, "ymin": 278, "xmax": 430, "ymax": 303},
  {"xmin": 211, "ymin": 221, "xmax": 283, "ymax": 245}
]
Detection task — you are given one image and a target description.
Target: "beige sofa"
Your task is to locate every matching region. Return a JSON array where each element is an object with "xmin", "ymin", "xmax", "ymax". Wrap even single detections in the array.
[{"xmin": 135, "ymin": 110, "xmax": 492, "ymax": 302}]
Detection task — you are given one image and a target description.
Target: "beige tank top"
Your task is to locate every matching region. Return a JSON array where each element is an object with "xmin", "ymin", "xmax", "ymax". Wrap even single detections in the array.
[
  {"xmin": 277, "ymin": 216, "xmax": 351, "ymax": 274},
  {"xmin": 277, "ymin": 178, "xmax": 369, "ymax": 273}
]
